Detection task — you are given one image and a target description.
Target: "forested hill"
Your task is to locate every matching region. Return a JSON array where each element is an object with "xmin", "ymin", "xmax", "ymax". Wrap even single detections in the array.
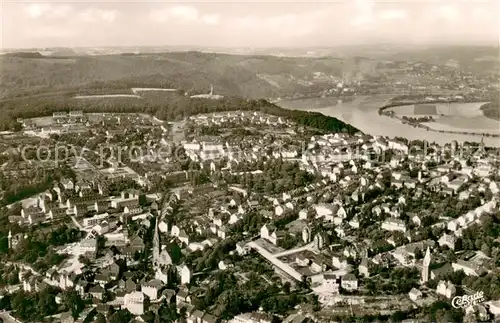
[
  {"xmin": 0, "ymin": 95, "xmax": 359, "ymax": 134},
  {"xmin": 2, "ymin": 52, "xmax": 45, "ymax": 58},
  {"xmin": 0, "ymin": 51, "xmax": 349, "ymax": 99}
]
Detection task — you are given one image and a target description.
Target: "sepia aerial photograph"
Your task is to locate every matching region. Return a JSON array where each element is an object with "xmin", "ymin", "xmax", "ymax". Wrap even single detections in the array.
[{"xmin": 0, "ymin": 0, "xmax": 499, "ymax": 322}]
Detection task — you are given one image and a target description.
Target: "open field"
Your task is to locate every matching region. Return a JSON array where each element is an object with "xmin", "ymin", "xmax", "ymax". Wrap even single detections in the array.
[
  {"xmin": 74, "ymin": 94, "xmax": 142, "ymax": 99},
  {"xmin": 131, "ymin": 87, "xmax": 178, "ymax": 94},
  {"xmin": 29, "ymin": 116, "xmax": 56, "ymax": 127}
]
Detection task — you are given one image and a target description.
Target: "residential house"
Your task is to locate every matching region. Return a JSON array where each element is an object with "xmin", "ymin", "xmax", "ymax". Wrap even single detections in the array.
[
  {"xmin": 124, "ymin": 278, "xmax": 137, "ymax": 293},
  {"xmin": 260, "ymin": 224, "xmax": 275, "ymax": 241},
  {"xmin": 94, "ymin": 273, "xmax": 110, "ymax": 287},
  {"xmin": 179, "ymin": 230, "xmax": 190, "ymax": 245},
  {"xmin": 436, "ymin": 280, "xmax": 456, "ymax": 299},
  {"xmin": 349, "ymin": 216, "xmax": 360, "ymax": 229},
  {"xmin": 298, "ymin": 208, "xmax": 315, "ymax": 220},
  {"xmin": 203, "ymin": 313, "xmax": 218, "ymax": 323},
  {"xmin": 171, "ymin": 225, "xmax": 181, "ymax": 237},
  {"xmin": 381, "ymin": 218, "xmax": 407, "ymax": 233},
  {"xmin": 142, "ymin": 279, "xmax": 163, "ymax": 301},
  {"xmin": 180, "ymin": 265, "xmax": 191, "ymax": 285},
  {"xmin": 217, "ymin": 226, "xmax": 228, "ymax": 240},
  {"xmin": 332, "ymin": 255, "xmax": 348, "ymax": 269},
  {"xmin": 188, "ymin": 310, "xmax": 205, "ymax": 323},
  {"xmin": 409, "ymin": 288, "xmax": 423, "ymax": 302},
  {"xmin": 78, "ymin": 238, "xmax": 97, "ymax": 257},
  {"xmin": 322, "ymin": 273, "xmax": 340, "ymax": 293},
  {"xmin": 47, "ymin": 207, "xmax": 67, "ymax": 221},
  {"xmin": 358, "ymin": 258, "xmax": 371, "ymax": 278},
  {"xmin": 129, "ymin": 236, "xmax": 145, "ymax": 253},
  {"xmin": 438, "ymin": 234, "xmax": 457, "ymax": 250},
  {"xmin": 282, "ymin": 313, "xmax": 313, "ymax": 323},
  {"xmin": 236, "ymin": 242, "xmax": 249, "ymax": 256},
  {"xmin": 27, "ymin": 212, "xmax": 45, "ymax": 226},
  {"xmin": 176, "ymin": 289, "xmax": 191, "ymax": 305},
  {"xmin": 155, "ymin": 267, "xmax": 169, "ymax": 284},
  {"xmin": 89, "ymin": 285, "xmax": 105, "ymax": 300},
  {"xmin": 163, "ymin": 289, "xmax": 176, "ymax": 304},
  {"xmin": 124, "ymin": 291, "xmax": 149, "ymax": 316},
  {"xmin": 341, "ymin": 274, "xmax": 358, "ymax": 291}
]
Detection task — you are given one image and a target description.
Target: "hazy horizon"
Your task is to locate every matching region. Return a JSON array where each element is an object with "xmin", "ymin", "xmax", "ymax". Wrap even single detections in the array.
[{"xmin": 1, "ymin": 0, "xmax": 499, "ymax": 49}]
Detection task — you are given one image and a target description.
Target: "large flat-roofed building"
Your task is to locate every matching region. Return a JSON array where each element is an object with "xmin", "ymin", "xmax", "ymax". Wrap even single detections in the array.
[{"xmin": 52, "ymin": 111, "xmax": 86, "ymax": 124}]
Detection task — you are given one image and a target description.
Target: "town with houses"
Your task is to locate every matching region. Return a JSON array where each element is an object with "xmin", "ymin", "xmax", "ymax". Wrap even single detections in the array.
[{"xmin": 0, "ymin": 107, "xmax": 499, "ymax": 323}]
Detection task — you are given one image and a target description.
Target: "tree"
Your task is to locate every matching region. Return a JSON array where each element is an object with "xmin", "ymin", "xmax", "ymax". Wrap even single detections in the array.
[
  {"xmin": 0, "ymin": 294, "xmax": 11, "ymax": 310},
  {"xmin": 37, "ymin": 289, "xmax": 57, "ymax": 318},
  {"xmin": 139, "ymin": 194, "xmax": 148, "ymax": 206},
  {"xmin": 11, "ymin": 292, "xmax": 35, "ymax": 321},
  {"xmin": 95, "ymin": 313, "xmax": 107, "ymax": 323},
  {"xmin": 167, "ymin": 242, "xmax": 182, "ymax": 264},
  {"xmin": 159, "ymin": 303, "xmax": 179, "ymax": 322},
  {"xmin": 7, "ymin": 271, "xmax": 19, "ymax": 285},
  {"xmin": 481, "ymin": 243, "xmax": 491, "ymax": 257},
  {"xmin": 109, "ymin": 309, "xmax": 132, "ymax": 323},
  {"xmin": 283, "ymin": 281, "xmax": 291, "ymax": 294},
  {"xmin": 311, "ymin": 294, "xmax": 320, "ymax": 312},
  {"xmin": 414, "ymin": 248, "xmax": 424, "ymax": 259},
  {"xmin": 142, "ymin": 311, "xmax": 156, "ymax": 323},
  {"xmin": 78, "ymin": 254, "xmax": 91, "ymax": 266},
  {"xmin": 62, "ymin": 289, "xmax": 84, "ymax": 318}
]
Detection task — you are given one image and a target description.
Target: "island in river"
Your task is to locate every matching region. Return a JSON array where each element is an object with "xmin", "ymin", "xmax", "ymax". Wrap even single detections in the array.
[{"xmin": 480, "ymin": 100, "xmax": 500, "ymax": 121}]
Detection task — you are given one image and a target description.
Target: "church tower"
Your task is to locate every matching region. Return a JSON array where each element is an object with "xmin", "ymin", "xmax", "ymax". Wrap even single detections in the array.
[
  {"xmin": 478, "ymin": 135, "xmax": 486, "ymax": 155},
  {"xmin": 422, "ymin": 247, "xmax": 431, "ymax": 284},
  {"xmin": 152, "ymin": 216, "xmax": 160, "ymax": 268},
  {"xmin": 7, "ymin": 230, "xmax": 12, "ymax": 249}
]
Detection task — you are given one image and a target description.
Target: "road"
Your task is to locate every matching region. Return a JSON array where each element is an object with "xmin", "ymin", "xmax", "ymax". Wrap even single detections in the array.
[{"xmin": 0, "ymin": 311, "xmax": 23, "ymax": 323}]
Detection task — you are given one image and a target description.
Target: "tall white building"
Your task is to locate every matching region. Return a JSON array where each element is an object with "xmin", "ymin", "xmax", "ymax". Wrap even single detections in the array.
[
  {"xmin": 7, "ymin": 230, "xmax": 12, "ymax": 249},
  {"xmin": 421, "ymin": 247, "xmax": 431, "ymax": 284},
  {"xmin": 124, "ymin": 291, "xmax": 148, "ymax": 315},
  {"xmin": 152, "ymin": 215, "xmax": 160, "ymax": 268},
  {"xmin": 181, "ymin": 265, "xmax": 191, "ymax": 285}
]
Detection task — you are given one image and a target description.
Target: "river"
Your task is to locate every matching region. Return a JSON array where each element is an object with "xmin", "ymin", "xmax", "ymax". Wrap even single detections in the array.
[{"xmin": 278, "ymin": 95, "xmax": 500, "ymax": 147}]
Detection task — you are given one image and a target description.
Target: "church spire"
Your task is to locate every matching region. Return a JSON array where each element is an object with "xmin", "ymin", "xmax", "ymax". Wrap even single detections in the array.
[
  {"xmin": 479, "ymin": 135, "xmax": 485, "ymax": 153},
  {"xmin": 422, "ymin": 247, "xmax": 431, "ymax": 284},
  {"xmin": 152, "ymin": 215, "xmax": 160, "ymax": 267},
  {"xmin": 8, "ymin": 230, "xmax": 12, "ymax": 249}
]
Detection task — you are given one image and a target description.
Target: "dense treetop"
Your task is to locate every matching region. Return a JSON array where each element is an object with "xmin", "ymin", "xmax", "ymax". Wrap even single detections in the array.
[{"xmin": 0, "ymin": 93, "xmax": 358, "ymax": 134}]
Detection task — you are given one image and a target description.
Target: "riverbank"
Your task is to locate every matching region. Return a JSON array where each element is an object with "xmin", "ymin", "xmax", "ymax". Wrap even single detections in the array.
[
  {"xmin": 480, "ymin": 101, "xmax": 500, "ymax": 121},
  {"xmin": 278, "ymin": 95, "xmax": 500, "ymax": 147},
  {"xmin": 378, "ymin": 100, "xmax": 500, "ymax": 138}
]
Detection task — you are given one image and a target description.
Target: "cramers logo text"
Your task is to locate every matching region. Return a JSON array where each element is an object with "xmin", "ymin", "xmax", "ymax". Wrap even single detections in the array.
[{"xmin": 452, "ymin": 291, "xmax": 485, "ymax": 309}]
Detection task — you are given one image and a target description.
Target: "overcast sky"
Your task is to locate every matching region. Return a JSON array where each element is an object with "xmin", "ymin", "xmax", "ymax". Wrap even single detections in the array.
[{"xmin": 1, "ymin": 0, "xmax": 499, "ymax": 49}]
